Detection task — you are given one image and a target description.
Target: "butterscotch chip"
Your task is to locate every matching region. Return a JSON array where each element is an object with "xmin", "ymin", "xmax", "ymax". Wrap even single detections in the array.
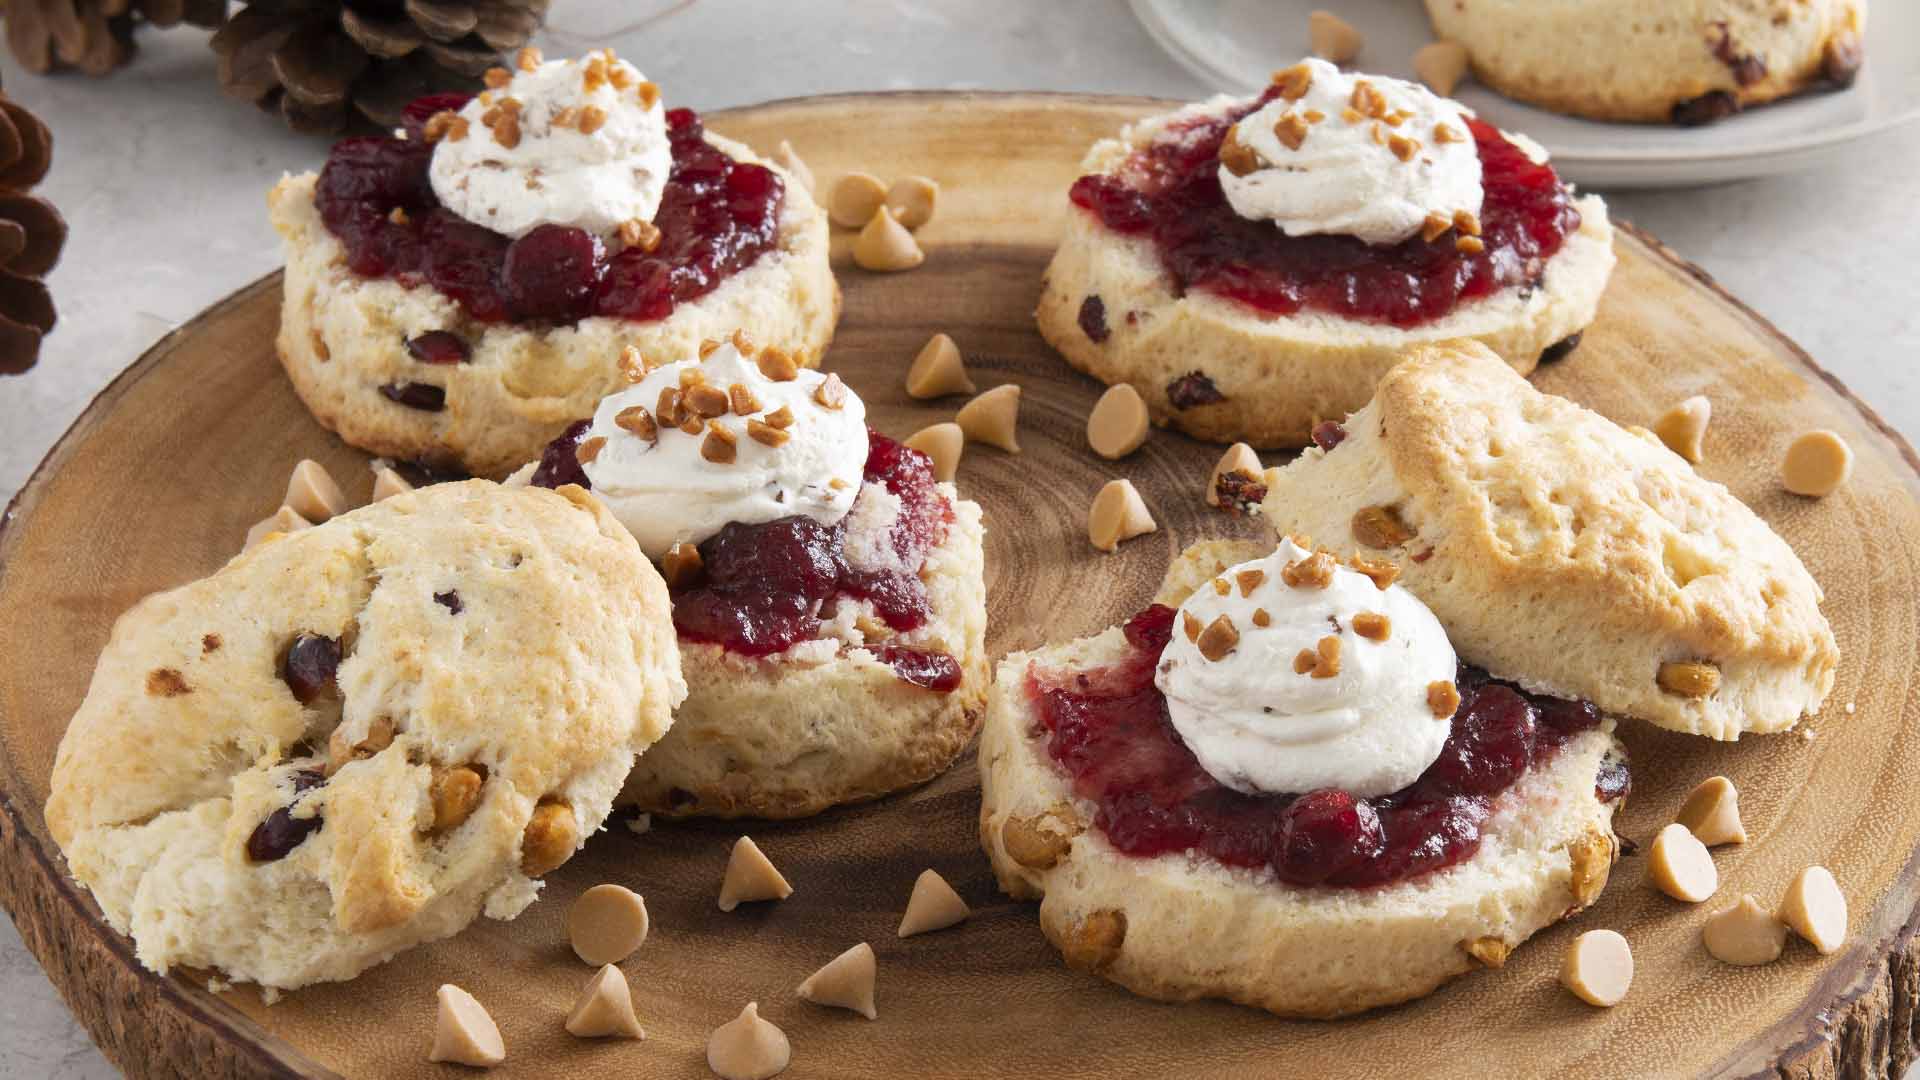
[
  {"xmin": 1782, "ymin": 429, "xmax": 1853, "ymax": 497},
  {"xmin": 568, "ymin": 883, "xmax": 651, "ymax": 966},
  {"xmin": 1273, "ymin": 111, "xmax": 1312, "ymax": 151},
  {"xmin": 1413, "ymin": 40, "xmax": 1470, "ymax": 96},
  {"xmin": 729, "ymin": 382, "xmax": 762, "ymax": 416},
  {"xmin": 428, "ymin": 764, "xmax": 484, "ymax": 833},
  {"xmin": 1002, "ymin": 807, "xmax": 1080, "ymax": 870},
  {"xmin": 1309, "ymin": 9, "xmax": 1363, "ymax": 62},
  {"xmin": 699, "ymin": 338, "xmax": 724, "ymax": 359},
  {"xmin": 763, "ymin": 404, "xmax": 795, "ymax": 429},
  {"xmin": 1211, "ymin": 577, "xmax": 1230, "ymax": 596},
  {"xmin": 1281, "ymin": 551, "xmax": 1337, "ymax": 588},
  {"xmin": 1452, "ymin": 209, "xmax": 1481, "ymax": 237},
  {"xmin": 1434, "ymin": 122, "xmax": 1465, "ymax": 143},
  {"xmin": 1647, "ymin": 822, "xmax": 1717, "ymax": 903},
  {"xmin": 1654, "ymin": 395, "xmax": 1712, "ymax": 464},
  {"xmin": 702, "ymin": 422, "xmax": 738, "ymax": 464},
  {"xmin": 771, "ymin": 140, "xmax": 814, "ymax": 193},
  {"xmin": 1251, "ymin": 608, "xmax": 1271, "ymax": 628},
  {"xmin": 1387, "ymin": 134, "xmax": 1419, "ymax": 162},
  {"xmin": 1348, "ymin": 554, "xmax": 1400, "ymax": 590},
  {"xmin": 1421, "ymin": 212, "xmax": 1451, "ymax": 243},
  {"xmin": 1311, "ymin": 635, "xmax": 1341, "ymax": 678},
  {"xmin": 1272, "ymin": 62, "xmax": 1314, "ymax": 99},
  {"xmin": 796, "ymin": 942, "xmax": 878, "ymax": 1020},
  {"xmin": 429, "ymin": 984, "xmax": 505, "ymax": 1067},
  {"xmin": 1218, "ymin": 124, "xmax": 1261, "ymax": 176},
  {"xmin": 1703, "ymin": 894, "xmax": 1788, "ymax": 966},
  {"xmin": 1675, "ymin": 775, "xmax": 1746, "ymax": 846},
  {"xmin": 1350, "ymin": 80, "xmax": 1387, "ymax": 118},
  {"xmin": 1182, "ymin": 610, "xmax": 1202, "ymax": 643},
  {"xmin": 686, "ymin": 383, "xmax": 730, "ymax": 418},
  {"xmin": 748, "ymin": 419, "xmax": 791, "ymax": 449},
  {"xmin": 514, "ymin": 45, "xmax": 541, "ymax": 71},
  {"xmin": 619, "ymin": 218, "xmax": 662, "ymax": 253},
  {"xmin": 370, "ymin": 466, "xmax": 413, "ymax": 502},
  {"xmin": 957, "ymin": 384, "xmax": 1022, "ymax": 452},
  {"xmin": 1560, "ymin": 929, "xmax": 1633, "ymax": 1007},
  {"xmin": 1294, "ymin": 649, "xmax": 1317, "ymax": 675},
  {"xmin": 1059, "ymin": 909, "xmax": 1127, "ymax": 972},
  {"xmin": 578, "ymin": 104, "xmax": 608, "ymax": 135},
  {"xmin": 615, "ymin": 405, "xmax": 658, "ymax": 443},
  {"xmin": 729, "ymin": 328, "xmax": 755, "ymax": 356},
  {"xmin": 828, "ymin": 171, "xmax": 888, "ymax": 228},
  {"xmin": 904, "ymin": 422, "xmax": 964, "ymax": 483},
  {"xmin": 1196, "ymin": 615, "xmax": 1239, "ymax": 662},
  {"xmin": 1351, "ymin": 504, "xmax": 1413, "ymax": 548},
  {"xmin": 853, "ymin": 205, "xmax": 925, "ymax": 271},
  {"xmin": 1455, "ymin": 234, "xmax": 1485, "ymax": 254},
  {"xmin": 1087, "ymin": 478, "xmax": 1156, "ymax": 553},
  {"xmin": 1777, "ymin": 866, "xmax": 1847, "ymax": 955},
  {"xmin": 1352, "ymin": 612, "xmax": 1391, "ymax": 641},
  {"xmin": 483, "ymin": 67, "xmax": 511, "ymax": 90},
  {"xmin": 886, "ymin": 175, "xmax": 939, "ymax": 230},
  {"xmin": 575, "ymin": 436, "xmax": 607, "ymax": 465},
  {"xmin": 1235, "ymin": 568, "xmax": 1266, "ymax": 596},
  {"xmin": 813, "ymin": 372, "xmax": 848, "ymax": 411},
  {"xmin": 756, "ymin": 348, "xmax": 799, "ymax": 382},
  {"xmin": 1428, "ymin": 680, "xmax": 1461, "ymax": 718},
  {"xmin": 521, "ymin": 798, "xmax": 577, "ymax": 877},
  {"xmin": 284, "ymin": 459, "xmax": 347, "ymax": 523},
  {"xmin": 1657, "ymin": 660, "xmax": 1720, "ymax": 698},
  {"xmin": 905, "ymin": 333, "xmax": 975, "ymax": 399},
  {"xmin": 719, "ymin": 836, "xmax": 793, "ymax": 912},
  {"xmin": 1206, "ymin": 443, "xmax": 1264, "ymax": 508},
  {"xmin": 707, "ymin": 1002, "xmax": 789, "ymax": 1080},
  {"xmin": 655, "ymin": 385, "xmax": 684, "ymax": 427},
  {"xmin": 244, "ymin": 506, "xmax": 313, "ymax": 551},
  {"xmin": 1087, "ymin": 384, "xmax": 1151, "ymax": 460},
  {"xmin": 1464, "ymin": 936, "xmax": 1510, "ymax": 969},
  {"xmin": 566, "ymin": 964, "xmax": 646, "ymax": 1040},
  {"xmin": 616, "ymin": 345, "xmax": 649, "ymax": 383},
  {"xmin": 662, "ymin": 542, "xmax": 703, "ymax": 589},
  {"xmin": 898, "ymin": 868, "xmax": 969, "ymax": 937}
]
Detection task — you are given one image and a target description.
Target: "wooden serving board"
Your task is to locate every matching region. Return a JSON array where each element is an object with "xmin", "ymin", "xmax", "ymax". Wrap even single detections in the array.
[{"xmin": 2, "ymin": 93, "xmax": 1918, "ymax": 1080}]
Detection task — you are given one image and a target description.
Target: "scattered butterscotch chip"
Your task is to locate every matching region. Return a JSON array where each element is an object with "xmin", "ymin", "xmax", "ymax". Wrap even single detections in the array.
[
  {"xmin": 1349, "ymin": 553, "xmax": 1400, "ymax": 590},
  {"xmin": 1251, "ymin": 608, "xmax": 1272, "ymax": 628},
  {"xmin": 1777, "ymin": 866, "xmax": 1847, "ymax": 955},
  {"xmin": 1234, "ymin": 568, "xmax": 1266, "ymax": 597},
  {"xmin": 1218, "ymin": 124, "xmax": 1262, "ymax": 176},
  {"xmin": 718, "ymin": 836, "xmax": 793, "ymax": 912},
  {"xmin": 663, "ymin": 542, "xmax": 704, "ymax": 589},
  {"xmin": 686, "ymin": 383, "xmax": 730, "ymax": 418},
  {"xmin": 1434, "ymin": 122, "xmax": 1465, "ymax": 143},
  {"xmin": 515, "ymin": 45, "xmax": 542, "ymax": 71},
  {"xmin": 371, "ymin": 466, "xmax": 413, "ymax": 502},
  {"xmin": 1703, "ymin": 894, "xmax": 1788, "ymax": 966},
  {"xmin": 1654, "ymin": 395, "xmax": 1712, "ymax": 464},
  {"xmin": 1351, "ymin": 504, "xmax": 1413, "ymax": 548},
  {"xmin": 1182, "ymin": 610, "xmax": 1203, "ymax": 643},
  {"xmin": 566, "ymin": 964, "xmax": 646, "ymax": 1040},
  {"xmin": 702, "ymin": 422, "xmax": 739, "ymax": 465},
  {"xmin": 886, "ymin": 176, "xmax": 939, "ymax": 230},
  {"xmin": 284, "ymin": 459, "xmax": 347, "ymax": 523},
  {"xmin": 763, "ymin": 404, "xmax": 795, "ymax": 429},
  {"xmin": 1309, "ymin": 9, "xmax": 1363, "ymax": 62},
  {"xmin": 853, "ymin": 206, "xmax": 925, "ymax": 271},
  {"xmin": 619, "ymin": 218, "xmax": 663, "ymax": 253},
  {"xmin": 1293, "ymin": 649, "xmax": 1317, "ymax": 675},
  {"xmin": 1675, "ymin": 776, "xmax": 1746, "ymax": 846},
  {"xmin": 1281, "ymin": 551, "xmax": 1337, "ymax": 589},
  {"xmin": 1273, "ymin": 111, "xmax": 1312, "ymax": 151},
  {"xmin": 905, "ymin": 333, "xmax": 975, "ymax": 399},
  {"xmin": 617, "ymin": 345, "xmax": 650, "ymax": 383},
  {"xmin": 757, "ymin": 348, "xmax": 800, "ymax": 382},
  {"xmin": 575, "ymin": 436, "xmax": 607, "ymax": 465},
  {"xmin": 813, "ymin": 372, "xmax": 848, "ymax": 411},
  {"xmin": 1087, "ymin": 384, "xmax": 1151, "ymax": 460},
  {"xmin": 1428, "ymin": 680, "xmax": 1460, "ymax": 719},
  {"xmin": 904, "ymin": 422, "xmax": 964, "ymax": 483},
  {"xmin": 388, "ymin": 206, "xmax": 411, "ymax": 226},
  {"xmin": 1311, "ymin": 634, "xmax": 1341, "ymax": 679},
  {"xmin": 680, "ymin": 366, "xmax": 710, "ymax": 389},
  {"xmin": 957, "ymin": 384, "xmax": 1022, "ymax": 453},
  {"xmin": 1196, "ymin": 614, "xmax": 1239, "ymax": 662},
  {"xmin": 1206, "ymin": 443, "xmax": 1264, "ymax": 508},
  {"xmin": 428, "ymin": 764, "xmax": 483, "ymax": 833},
  {"xmin": 521, "ymin": 798, "xmax": 578, "ymax": 876},
  {"xmin": 244, "ymin": 506, "xmax": 313, "ymax": 551},
  {"xmin": 636, "ymin": 81, "xmax": 660, "ymax": 110},
  {"xmin": 1455, "ymin": 234, "xmax": 1485, "ymax": 255},
  {"xmin": 1387, "ymin": 133, "xmax": 1419, "ymax": 162},
  {"xmin": 1464, "ymin": 936, "xmax": 1510, "ymax": 968},
  {"xmin": 1782, "ymin": 429, "xmax": 1853, "ymax": 497},
  {"xmin": 1272, "ymin": 62, "xmax": 1313, "ymax": 99},
  {"xmin": 707, "ymin": 1002, "xmax": 790, "ymax": 1080},
  {"xmin": 729, "ymin": 382, "xmax": 763, "ymax": 416},
  {"xmin": 1657, "ymin": 660, "xmax": 1720, "ymax": 699},
  {"xmin": 1350, "ymin": 79, "xmax": 1387, "ymax": 118},
  {"xmin": 1211, "ymin": 577, "xmax": 1230, "ymax": 596},
  {"xmin": 1560, "ymin": 929, "xmax": 1633, "ymax": 1007},
  {"xmin": 568, "ymin": 883, "xmax": 651, "ymax": 966},
  {"xmin": 429, "ymin": 984, "xmax": 505, "ymax": 1067},
  {"xmin": 828, "ymin": 171, "xmax": 888, "ymax": 228},
  {"xmin": 748, "ymin": 419, "xmax": 792, "ymax": 449},
  {"xmin": 898, "ymin": 868, "xmax": 969, "ymax": 937},
  {"xmin": 1452, "ymin": 209, "xmax": 1481, "ymax": 237},
  {"xmin": 771, "ymin": 140, "xmax": 814, "ymax": 193},
  {"xmin": 1088, "ymin": 478, "xmax": 1156, "ymax": 553},
  {"xmin": 656, "ymin": 385, "xmax": 685, "ymax": 427},
  {"xmin": 483, "ymin": 66, "xmax": 511, "ymax": 90},
  {"xmin": 1421, "ymin": 212, "xmax": 1451, "ymax": 243},
  {"xmin": 616, "ymin": 405, "xmax": 659, "ymax": 444},
  {"xmin": 1648, "ymin": 822, "xmax": 1718, "ymax": 903},
  {"xmin": 1352, "ymin": 612, "xmax": 1391, "ymax": 641},
  {"xmin": 796, "ymin": 942, "xmax": 878, "ymax": 1020}
]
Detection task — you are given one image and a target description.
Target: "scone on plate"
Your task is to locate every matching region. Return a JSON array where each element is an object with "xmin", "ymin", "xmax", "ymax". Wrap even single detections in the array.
[
  {"xmin": 44, "ymin": 481, "xmax": 685, "ymax": 991},
  {"xmin": 1261, "ymin": 341, "xmax": 1838, "ymax": 740},
  {"xmin": 1036, "ymin": 59, "xmax": 1614, "ymax": 450},
  {"xmin": 979, "ymin": 537, "xmax": 1627, "ymax": 1017},
  {"xmin": 1425, "ymin": 0, "xmax": 1866, "ymax": 125},
  {"xmin": 513, "ymin": 337, "xmax": 989, "ymax": 819},
  {"xmin": 271, "ymin": 47, "xmax": 839, "ymax": 479}
]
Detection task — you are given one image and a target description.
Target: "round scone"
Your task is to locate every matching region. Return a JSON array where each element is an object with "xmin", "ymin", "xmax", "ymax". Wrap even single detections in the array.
[
  {"xmin": 978, "ymin": 546, "xmax": 1625, "ymax": 1017},
  {"xmin": 1037, "ymin": 61, "xmax": 1614, "ymax": 450},
  {"xmin": 270, "ymin": 53, "xmax": 838, "ymax": 480},
  {"xmin": 1425, "ymin": 0, "xmax": 1866, "ymax": 124},
  {"xmin": 43, "ymin": 480, "xmax": 685, "ymax": 991},
  {"xmin": 1261, "ymin": 341, "xmax": 1838, "ymax": 739}
]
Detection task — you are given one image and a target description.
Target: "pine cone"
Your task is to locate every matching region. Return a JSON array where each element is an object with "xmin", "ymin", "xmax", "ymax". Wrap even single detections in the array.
[
  {"xmin": 0, "ymin": 77, "xmax": 65, "ymax": 374},
  {"xmin": 212, "ymin": 0, "xmax": 548, "ymax": 134},
  {"xmin": 3, "ymin": 0, "xmax": 227, "ymax": 76}
]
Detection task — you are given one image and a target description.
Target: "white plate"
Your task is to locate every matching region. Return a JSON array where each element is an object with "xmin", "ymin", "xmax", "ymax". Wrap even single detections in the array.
[{"xmin": 1131, "ymin": 0, "xmax": 1920, "ymax": 188}]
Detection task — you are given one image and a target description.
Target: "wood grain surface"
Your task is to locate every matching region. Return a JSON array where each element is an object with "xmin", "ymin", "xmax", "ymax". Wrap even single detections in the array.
[{"xmin": 2, "ymin": 93, "xmax": 1918, "ymax": 1079}]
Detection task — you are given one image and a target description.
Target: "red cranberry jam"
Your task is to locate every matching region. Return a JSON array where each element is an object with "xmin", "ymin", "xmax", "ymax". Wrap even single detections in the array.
[
  {"xmin": 315, "ymin": 96, "xmax": 784, "ymax": 326},
  {"xmin": 1067, "ymin": 90, "xmax": 1580, "ymax": 328},
  {"xmin": 1028, "ymin": 605, "xmax": 1622, "ymax": 889},
  {"xmin": 533, "ymin": 426, "xmax": 959, "ymax": 689}
]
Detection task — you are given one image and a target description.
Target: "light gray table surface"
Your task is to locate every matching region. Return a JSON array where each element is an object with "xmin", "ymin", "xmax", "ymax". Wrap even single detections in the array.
[{"xmin": 1, "ymin": 2, "xmax": 1916, "ymax": 1075}]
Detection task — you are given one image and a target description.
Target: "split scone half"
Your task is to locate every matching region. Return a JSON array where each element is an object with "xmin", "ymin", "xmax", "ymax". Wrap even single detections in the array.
[
  {"xmin": 271, "ymin": 51, "xmax": 837, "ymax": 480},
  {"xmin": 44, "ymin": 481, "xmax": 685, "ymax": 992},
  {"xmin": 1261, "ymin": 341, "xmax": 1838, "ymax": 739},
  {"xmin": 1424, "ymin": 0, "xmax": 1866, "ymax": 125},
  {"xmin": 1037, "ymin": 59, "xmax": 1614, "ymax": 450}
]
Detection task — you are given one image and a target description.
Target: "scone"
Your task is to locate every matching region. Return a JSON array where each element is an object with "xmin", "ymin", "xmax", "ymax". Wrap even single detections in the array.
[
  {"xmin": 1425, "ymin": 0, "xmax": 1867, "ymax": 125},
  {"xmin": 979, "ymin": 539, "xmax": 1626, "ymax": 1017},
  {"xmin": 514, "ymin": 338, "xmax": 989, "ymax": 819},
  {"xmin": 271, "ymin": 48, "xmax": 838, "ymax": 479},
  {"xmin": 1261, "ymin": 341, "xmax": 1838, "ymax": 740},
  {"xmin": 44, "ymin": 480, "xmax": 686, "ymax": 991},
  {"xmin": 1037, "ymin": 59, "xmax": 1614, "ymax": 450}
]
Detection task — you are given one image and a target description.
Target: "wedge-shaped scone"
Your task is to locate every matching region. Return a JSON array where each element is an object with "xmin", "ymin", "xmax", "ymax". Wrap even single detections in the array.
[
  {"xmin": 45, "ymin": 481, "xmax": 685, "ymax": 991},
  {"xmin": 1261, "ymin": 342, "xmax": 1837, "ymax": 739}
]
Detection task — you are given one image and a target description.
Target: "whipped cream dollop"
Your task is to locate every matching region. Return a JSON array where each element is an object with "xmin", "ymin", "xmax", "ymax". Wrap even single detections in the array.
[
  {"xmin": 579, "ymin": 342, "xmax": 867, "ymax": 559},
  {"xmin": 429, "ymin": 51, "xmax": 672, "ymax": 239},
  {"xmin": 1156, "ymin": 540, "xmax": 1458, "ymax": 798},
  {"xmin": 1218, "ymin": 58, "xmax": 1483, "ymax": 246}
]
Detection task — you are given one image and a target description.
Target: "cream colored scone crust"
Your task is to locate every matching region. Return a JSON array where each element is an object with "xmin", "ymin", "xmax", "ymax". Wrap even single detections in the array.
[
  {"xmin": 1035, "ymin": 97, "xmax": 1615, "ymax": 449},
  {"xmin": 269, "ymin": 132, "xmax": 840, "ymax": 479},
  {"xmin": 1424, "ymin": 0, "xmax": 1866, "ymax": 124},
  {"xmin": 978, "ymin": 546, "xmax": 1624, "ymax": 1018},
  {"xmin": 1261, "ymin": 342, "xmax": 1838, "ymax": 740},
  {"xmin": 622, "ymin": 486, "xmax": 989, "ymax": 818},
  {"xmin": 44, "ymin": 481, "xmax": 686, "ymax": 990}
]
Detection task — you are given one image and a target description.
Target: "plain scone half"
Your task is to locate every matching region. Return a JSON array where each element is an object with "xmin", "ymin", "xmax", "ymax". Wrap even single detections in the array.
[
  {"xmin": 1261, "ymin": 341, "xmax": 1838, "ymax": 739},
  {"xmin": 44, "ymin": 480, "xmax": 686, "ymax": 992}
]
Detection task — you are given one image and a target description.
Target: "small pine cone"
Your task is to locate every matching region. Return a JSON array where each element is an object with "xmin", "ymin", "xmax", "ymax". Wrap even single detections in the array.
[
  {"xmin": 0, "ymin": 83, "xmax": 65, "ymax": 374},
  {"xmin": 2, "ymin": 0, "xmax": 226, "ymax": 76}
]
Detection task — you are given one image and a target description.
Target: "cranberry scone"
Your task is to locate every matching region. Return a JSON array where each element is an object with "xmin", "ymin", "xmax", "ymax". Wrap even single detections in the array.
[
  {"xmin": 44, "ymin": 481, "xmax": 685, "ymax": 991},
  {"xmin": 979, "ymin": 538, "xmax": 1626, "ymax": 1017},
  {"xmin": 515, "ymin": 338, "xmax": 989, "ymax": 818},
  {"xmin": 270, "ymin": 48, "xmax": 838, "ymax": 479},
  {"xmin": 1263, "ymin": 342, "xmax": 1838, "ymax": 739},
  {"xmin": 1424, "ymin": 0, "xmax": 1866, "ymax": 125},
  {"xmin": 1036, "ymin": 59, "xmax": 1614, "ymax": 449}
]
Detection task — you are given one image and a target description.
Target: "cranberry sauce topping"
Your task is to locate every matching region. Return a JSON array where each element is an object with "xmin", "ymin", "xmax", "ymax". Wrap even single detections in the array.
[
  {"xmin": 1028, "ymin": 605, "xmax": 1618, "ymax": 890},
  {"xmin": 315, "ymin": 102, "xmax": 784, "ymax": 326},
  {"xmin": 1067, "ymin": 91, "xmax": 1580, "ymax": 328},
  {"xmin": 245, "ymin": 768, "xmax": 326, "ymax": 863}
]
